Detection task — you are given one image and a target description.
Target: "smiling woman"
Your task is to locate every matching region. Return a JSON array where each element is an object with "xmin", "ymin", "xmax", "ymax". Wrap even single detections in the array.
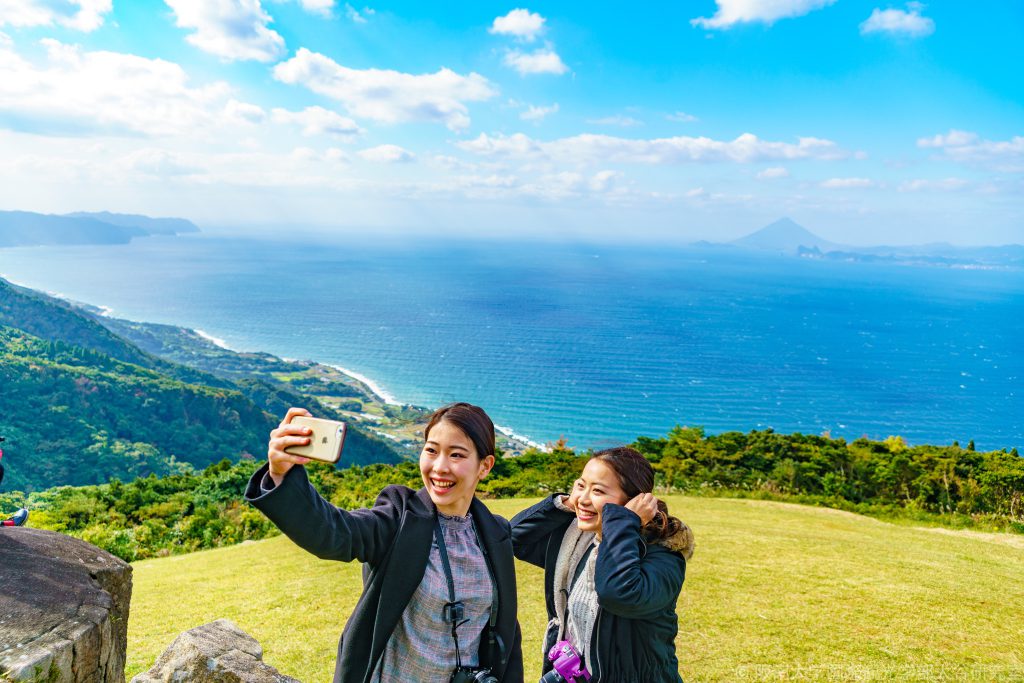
[
  {"xmin": 244, "ymin": 403, "xmax": 524, "ymax": 683},
  {"xmin": 511, "ymin": 447, "xmax": 695, "ymax": 683}
]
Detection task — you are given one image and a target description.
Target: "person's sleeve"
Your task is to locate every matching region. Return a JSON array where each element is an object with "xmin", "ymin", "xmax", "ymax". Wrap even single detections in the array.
[
  {"xmin": 244, "ymin": 463, "xmax": 399, "ymax": 565},
  {"xmin": 509, "ymin": 494, "xmax": 573, "ymax": 568},
  {"xmin": 593, "ymin": 504, "xmax": 686, "ymax": 619}
]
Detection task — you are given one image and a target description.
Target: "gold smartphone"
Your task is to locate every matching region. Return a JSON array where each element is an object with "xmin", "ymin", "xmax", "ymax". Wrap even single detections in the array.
[{"xmin": 283, "ymin": 415, "xmax": 347, "ymax": 464}]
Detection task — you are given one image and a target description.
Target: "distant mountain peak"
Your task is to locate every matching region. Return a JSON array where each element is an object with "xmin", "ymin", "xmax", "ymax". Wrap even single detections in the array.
[{"xmin": 733, "ymin": 218, "xmax": 841, "ymax": 252}]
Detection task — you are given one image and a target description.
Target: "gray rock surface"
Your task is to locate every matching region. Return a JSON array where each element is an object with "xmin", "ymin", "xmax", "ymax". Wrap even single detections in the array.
[
  {"xmin": 130, "ymin": 619, "xmax": 300, "ymax": 683},
  {"xmin": 0, "ymin": 527, "xmax": 132, "ymax": 683}
]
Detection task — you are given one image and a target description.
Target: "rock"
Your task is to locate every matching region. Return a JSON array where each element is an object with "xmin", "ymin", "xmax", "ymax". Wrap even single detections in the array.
[
  {"xmin": 0, "ymin": 527, "xmax": 132, "ymax": 683},
  {"xmin": 130, "ymin": 619, "xmax": 300, "ymax": 683}
]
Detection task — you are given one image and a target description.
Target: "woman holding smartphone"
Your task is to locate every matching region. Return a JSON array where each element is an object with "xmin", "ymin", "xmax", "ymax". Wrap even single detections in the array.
[
  {"xmin": 510, "ymin": 446, "xmax": 694, "ymax": 683},
  {"xmin": 246, "ymin": 403, "xmax": 523, "ymax": 683}
]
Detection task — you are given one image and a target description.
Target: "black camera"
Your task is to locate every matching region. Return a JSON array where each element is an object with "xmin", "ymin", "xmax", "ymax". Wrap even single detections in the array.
[{"xmin": 449, "ymin": 666, "xmax": 498, "ymax": 683}]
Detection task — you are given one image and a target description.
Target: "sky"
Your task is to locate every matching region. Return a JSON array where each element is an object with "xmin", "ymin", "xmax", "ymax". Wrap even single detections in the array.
[{"xmin": 0, "ymin": 0, "xmax": 1021, "ymax": 245}]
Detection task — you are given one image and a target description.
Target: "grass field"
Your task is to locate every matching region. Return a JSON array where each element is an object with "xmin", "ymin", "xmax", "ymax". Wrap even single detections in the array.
[{"xmin": 127, "ymin": 497, "xmax": 1024, "ymax": 682}]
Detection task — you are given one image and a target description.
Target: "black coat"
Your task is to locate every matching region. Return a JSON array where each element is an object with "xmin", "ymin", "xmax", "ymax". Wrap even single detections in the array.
[
  {"xmin": 511, "ymin": 495, "xmax": 688, "ymax": 683},
  {"xmin": 245, "ymin": 464, "xmax": 524, "ymax": 683}
]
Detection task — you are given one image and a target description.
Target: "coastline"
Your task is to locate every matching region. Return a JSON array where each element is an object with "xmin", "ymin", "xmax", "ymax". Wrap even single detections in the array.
[
  {"xmin": 54, "ymin": 292, "xmax": 546, "ymax": 454},
  {"xmin": 193, "ymin": 329, "xmax": 230, "ymax": 350},
  {"xmin": 323, "ymin": 363, "xmax": 400, "ymax": 406}
]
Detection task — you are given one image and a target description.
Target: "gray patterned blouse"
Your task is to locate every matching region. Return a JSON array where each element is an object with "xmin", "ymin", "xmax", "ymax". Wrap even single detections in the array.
[{"xmin": 371, "ymin": 511, "xmax": 494, "ymax": 682}]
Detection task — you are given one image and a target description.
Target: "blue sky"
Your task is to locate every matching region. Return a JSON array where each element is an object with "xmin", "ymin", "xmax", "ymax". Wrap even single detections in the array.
[{"xmin": 0, "ymin": 0, "xmax": 1021, "ymax": 244}]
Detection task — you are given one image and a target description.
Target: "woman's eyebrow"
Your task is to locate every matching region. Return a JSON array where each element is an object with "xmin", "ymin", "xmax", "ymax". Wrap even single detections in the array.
[{"xmin": 426, "ymin": 440, "xmax": 469, "ymax": 451}]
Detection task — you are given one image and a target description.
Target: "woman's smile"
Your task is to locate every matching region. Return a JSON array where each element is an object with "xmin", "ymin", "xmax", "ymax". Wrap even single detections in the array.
[
  {"xmin": 419, "ymin": 420, "xmax": 494, "ymax": 516},
  {"xmin": 429, "ymin": 477, "xmax": 456, "ymax": 492},
  {"xmin": 571, "ymin": 458, "xmax": 628, "ymax": 535}
]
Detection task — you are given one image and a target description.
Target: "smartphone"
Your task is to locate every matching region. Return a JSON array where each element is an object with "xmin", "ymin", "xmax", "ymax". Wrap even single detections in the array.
[{"xmin": 284, "ymin": 415, "xmax": 347, "ymax": 464}]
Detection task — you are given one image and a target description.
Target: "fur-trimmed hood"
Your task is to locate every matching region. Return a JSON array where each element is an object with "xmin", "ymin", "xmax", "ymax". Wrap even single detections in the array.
[{"xmin": 655, "ymin": 520, "xmax": 695, "ymax": 561}]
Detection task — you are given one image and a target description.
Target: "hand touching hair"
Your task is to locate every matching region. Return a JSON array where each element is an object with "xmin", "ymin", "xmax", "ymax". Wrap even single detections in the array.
[{"xmin": 593, "ymin": 446, "xmax": 685, "ymax": 544}]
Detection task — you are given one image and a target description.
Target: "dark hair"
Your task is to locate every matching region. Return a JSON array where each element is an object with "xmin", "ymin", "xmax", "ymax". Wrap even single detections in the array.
[
  {"xmin": 424, "ymin": 402, "xmax": 495, "ymax": 461},
  {"xmin": 593, "ymin": 446, "xmax": 683, "ymax": 543}
]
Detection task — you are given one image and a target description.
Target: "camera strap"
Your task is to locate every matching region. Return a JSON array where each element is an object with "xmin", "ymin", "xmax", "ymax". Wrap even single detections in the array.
[
  {"xmin": 435, "ymin": 520, "xmax": 467, "ymax": 669},
  {"xmin": 434, "ymin": 518, "xmax": 502, "ymax": 672}
]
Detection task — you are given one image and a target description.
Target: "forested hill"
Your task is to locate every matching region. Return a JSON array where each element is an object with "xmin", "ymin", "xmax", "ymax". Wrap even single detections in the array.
[
  {"xmin": 0, "ymin": 278, "xmax": 402, "ymax": 491},
  {"xmin": 0, "ymin": 277, "xmax": 233, "ymax": 388}
]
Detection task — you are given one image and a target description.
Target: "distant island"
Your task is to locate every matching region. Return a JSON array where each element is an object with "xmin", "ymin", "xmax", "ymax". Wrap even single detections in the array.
[
  {"xmin": 0, "ymin": 210, "xmax": 199, "ymax": 247},
  {"xmin": 720, "ymin": 217, "xmax": 1024, "ymax": 269}
]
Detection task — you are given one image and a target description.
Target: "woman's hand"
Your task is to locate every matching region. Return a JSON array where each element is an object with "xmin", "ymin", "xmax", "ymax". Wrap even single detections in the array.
[
  {"xmin": 267, "ymin": 407, "xmax": 313, "ymax": 487},
  {"xmin": 624, "ymin": 492, "xmax": 659, "ymax": 526}
]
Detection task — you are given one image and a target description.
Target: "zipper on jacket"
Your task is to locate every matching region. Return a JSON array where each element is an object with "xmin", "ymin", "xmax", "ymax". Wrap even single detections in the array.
[{"xmin": 589, "ymin": 609, "xmax": 603, "ymax": 681}]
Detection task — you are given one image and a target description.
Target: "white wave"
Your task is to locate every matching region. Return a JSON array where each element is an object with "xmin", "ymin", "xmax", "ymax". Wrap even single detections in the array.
[
  {"xmin": 495, "ymin": 423, "xmax": 548, "ymax": 451},
  {"xmin": 194, "ymin": 329, "xmax": 230, "ymax": 349},
  {"xmin": 0, "ymin": 273, "xmax": 32, "ymax": 289},
  {"xmin": 325, "ymin": 364, "xmax": 401, "ymax": 406}
]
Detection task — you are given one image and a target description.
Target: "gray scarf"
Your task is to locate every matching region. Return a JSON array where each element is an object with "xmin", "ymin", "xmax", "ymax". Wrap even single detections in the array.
[{"xmin": 547, "ymin": 520, "xmax": 597, "ymax": 663}]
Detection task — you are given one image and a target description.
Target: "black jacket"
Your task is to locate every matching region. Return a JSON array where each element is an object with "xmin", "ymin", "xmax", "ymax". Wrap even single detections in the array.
[
  {"xmin": 245, "ymin": 464, "xmax": 524, "ymax": 683},
  {"xmin": 511, "ymin": 495, "xmax": 690, "ymax": 683}
]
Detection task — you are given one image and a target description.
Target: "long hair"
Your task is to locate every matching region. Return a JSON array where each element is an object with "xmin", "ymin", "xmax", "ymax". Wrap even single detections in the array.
[
  {"xmin": 424, "ymin": 402, "xmax": 495, "ymax": 461},
  {"xmin": 593, "ymin": 446, "xmax": 683, "ymax": 543}
]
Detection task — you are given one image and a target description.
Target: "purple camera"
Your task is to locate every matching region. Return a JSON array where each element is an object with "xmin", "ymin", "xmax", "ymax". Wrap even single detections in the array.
[{"xmin": 540, "ymin": 640, "xmax": 590, "ymax": 683}]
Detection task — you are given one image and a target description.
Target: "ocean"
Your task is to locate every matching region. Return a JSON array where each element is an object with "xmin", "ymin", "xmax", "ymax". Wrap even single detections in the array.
[{"xmin": 2, "ymin": 233, "xmax": 1021, "ymax": 452}]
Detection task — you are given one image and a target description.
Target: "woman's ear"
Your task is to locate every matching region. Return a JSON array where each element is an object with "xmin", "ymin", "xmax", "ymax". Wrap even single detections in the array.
[{"xmin": 478, "ymin": 454, "xmax": 496, "ymax": 479}]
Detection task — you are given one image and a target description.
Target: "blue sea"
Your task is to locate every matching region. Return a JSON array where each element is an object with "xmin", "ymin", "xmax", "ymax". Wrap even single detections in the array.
[{"xmin": 2, "ymin": 234, "xmax": 1021, "ymax": 451}]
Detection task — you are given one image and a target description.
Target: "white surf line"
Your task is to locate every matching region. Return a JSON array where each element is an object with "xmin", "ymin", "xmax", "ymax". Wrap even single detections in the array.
[
  {"xmin": 325, "ymin": 364, "xmax": 401, "ymax": 406},
  {"xmin": 193, "ymin": 329, "xmax": 230, "ymax": 349},
  {"xmin": 495, "ymin": 423, "xmax": 549, "ymax": 452}
]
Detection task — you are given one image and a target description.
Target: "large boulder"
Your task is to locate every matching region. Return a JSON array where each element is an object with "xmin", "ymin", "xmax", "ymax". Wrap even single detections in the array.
[
  {"xmin": 0, "ymin": 527, "xmax": 132, "ymax": 682},
  {"xmin": 131, "ymin": 619, "xmax": 299, "ymax": 683}
]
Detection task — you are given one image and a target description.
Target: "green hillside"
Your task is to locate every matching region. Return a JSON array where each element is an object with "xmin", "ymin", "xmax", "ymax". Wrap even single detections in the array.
[
  {"xmin": 127, "ymin": 496, "xmax": 1024, "ymax": 682},
  {"xmin": 0, "ymin": 277, "xmax": 403, "ymax": 490},
  {"xmin": 0, "ymin": 276, "xmax": 234, "ymax": 388},
  {"xmin": 0, "ymin": 325, "xmax": 276, "ymax": 489}
]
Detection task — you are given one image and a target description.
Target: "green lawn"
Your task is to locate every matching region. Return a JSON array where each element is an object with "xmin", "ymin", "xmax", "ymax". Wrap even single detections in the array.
[{"xmin": 127, "ymin": 497, "xmax": 1024, "ymax": 682}]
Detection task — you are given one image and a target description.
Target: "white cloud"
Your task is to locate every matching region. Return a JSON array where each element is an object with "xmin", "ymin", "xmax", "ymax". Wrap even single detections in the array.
[
  {"xmin": 503, "ymin": 47, "xmax": 567, "ymax": 75},
  {"xmin": 0, "ymin": 39, "xmax": 234, "ymax": 137},
  {"xmin": 820, "ymin": 177, "xmax": 874, "ymax": 188},
  {"xmin": 273, "ymin": 48, "xmax": 497, "ymax": 131},
  {"xmin": 271, "ymin": 106, "xmax": 362, "ymax": 139},
  {"xmin": 489, "ymin": 9, "xmax": 545, "ymax": 41},
  {"xmin": 324, "ymin": 147, "xmax": 350, "ymax": 163},
  {"xmin": 680, "ymin": 187, "xmax": 755, "ymax": 205},
  {"xmin": 667, "ymin": 111, "xmax": 698, "ymax": 123},
  {"xmin": 165, "ymin": 0, "xmax": 286, "ymax": 63},
  {"xmin": 589, "ymin": 170, "xmax": 621, "ymax": 192},
  {"xmin": 918, "ymin": 129, "xmax": 1024, "ymax": 171},
  {"xmin": 300, "ymin": 0, "xmax": 334, "ymax": 16},
  {"xmin": 898, "ymin": 178, "xmax": 968, "ymax": 192},
  {"xmin": 757, "ymin": 166, "xmax": 789, "ymax": 179},
  {"xmin": 0, "ymin": 0, "xmax": 112, "ymax": 32},
  {"xmin": 458, "ymin": 132, "xmax": 848, "ymax": 164},
  {"xmin": 454, "ymin": 173, "xmax": 519, "ymax": 190},
  {"xmin": 224, "ymin": 99, "xmax": 267, "ymax": 125},
  {"xmin": 359, "ymin": 144, "xmax": 414, "ymax": 163},
  {"xmin": 520, "ymin": 103, "xmax": 559, "ymax": 122},
  {"xmin": 860, "ymin": 2, "xmax": 934, "ymax": 38},
  {"xmin": 118, "ymin": 147, "xmax": 196, "ymax": 177},
  {"xmin": 691, "ymin": 0, "xmax": 836, "ymax": 29},
  {"xmin": 343, "ymin": 3, "xmax": 374, "ymax": 22},
  {"xmin": 587, "ymin": 115, "xmax": 642, "ymax": 127},
  {"xmin": 918, "ymin": 130, "xmax": 978, "ymax": 148}
]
